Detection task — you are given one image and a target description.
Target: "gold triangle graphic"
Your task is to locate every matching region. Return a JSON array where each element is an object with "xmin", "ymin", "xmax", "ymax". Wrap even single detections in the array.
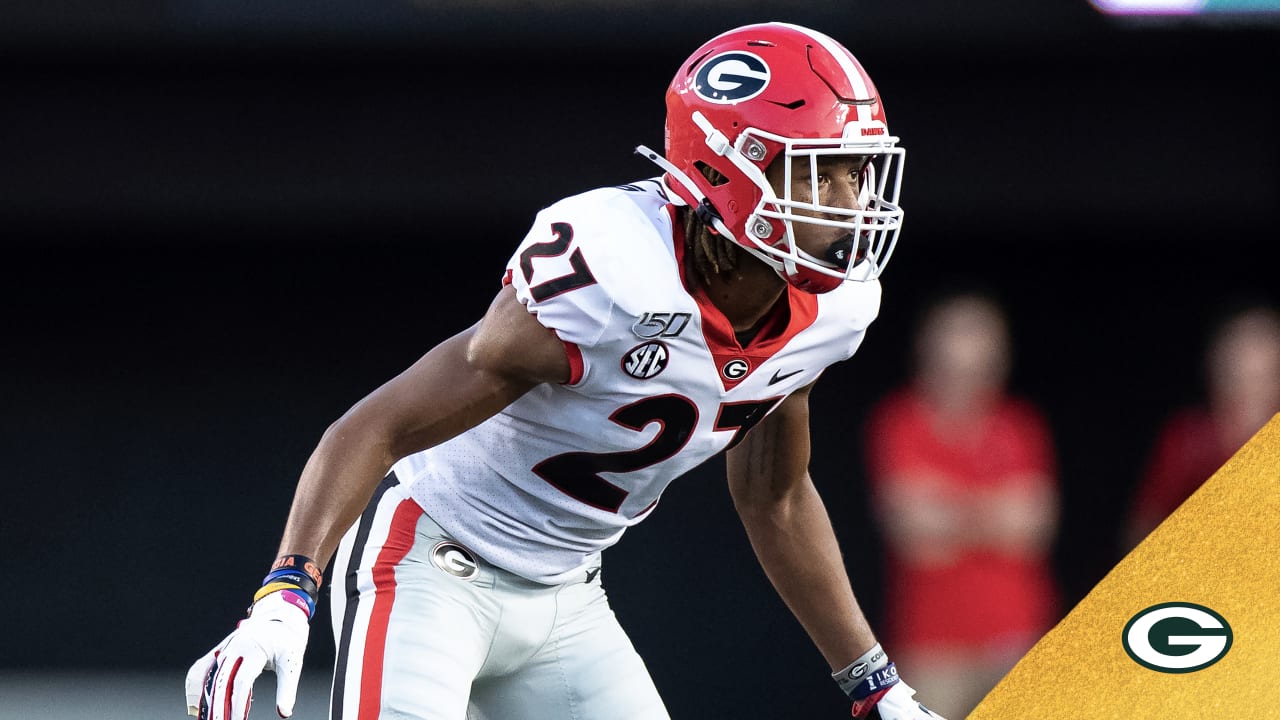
[{"xmin": 968, "ymin": 413, "xmax": 1280, "ymax": 719}]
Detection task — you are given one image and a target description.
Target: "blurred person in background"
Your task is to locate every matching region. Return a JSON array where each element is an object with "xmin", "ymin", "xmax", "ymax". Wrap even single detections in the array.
[
  {"xmin": 1125, "ymin": 302, "xmax": 1280, "ymax": 548},
  {"xmin": 863, "ymin": 291, "xmax": 1060, "ymax": 719}
]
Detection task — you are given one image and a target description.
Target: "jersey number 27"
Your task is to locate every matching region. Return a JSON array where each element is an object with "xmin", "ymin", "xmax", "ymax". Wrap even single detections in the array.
[{"xmin": 533, "ymin": 395, "xmax": 782, "ymax": 513}]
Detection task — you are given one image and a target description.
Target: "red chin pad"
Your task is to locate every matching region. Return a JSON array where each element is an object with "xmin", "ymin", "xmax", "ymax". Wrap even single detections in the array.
[{"xmin": 786, "ymin": 265, "xmax": 843, "ymax": 294}]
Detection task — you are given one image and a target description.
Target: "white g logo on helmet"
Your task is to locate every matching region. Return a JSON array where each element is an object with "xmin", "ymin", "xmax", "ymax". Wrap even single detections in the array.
[
  {"xmin": 694, "ymin": 52, "xmax": 771, "ymax": 104},
  {"xmin": 1122, "ymin": 602, "xmax": 1232, "ymax": 673}
]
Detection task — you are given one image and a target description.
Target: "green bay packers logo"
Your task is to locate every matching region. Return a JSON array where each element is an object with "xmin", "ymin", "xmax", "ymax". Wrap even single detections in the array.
[
  {"xmin": 1122, "ymin": 602, "xmax": 1232, "ymax": 673},
  {"xmin": 694, "ymin": 51, "xmax": 771, "ymax": 104}
]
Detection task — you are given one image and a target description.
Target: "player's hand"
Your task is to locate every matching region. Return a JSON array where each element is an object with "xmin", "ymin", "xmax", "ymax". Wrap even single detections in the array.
[
  {"xmin": 857, "ymin": 681, "xmax": 946, "ymax": 720},
  {"xmin": 185, "ymin": 591, "xmax": 310, "ymax": 719}
]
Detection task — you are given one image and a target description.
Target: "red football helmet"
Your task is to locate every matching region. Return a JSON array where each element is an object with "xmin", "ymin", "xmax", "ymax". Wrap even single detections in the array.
[{"xmin": 638, "ymin": 22, "xmax": 905, "ymax": 293}]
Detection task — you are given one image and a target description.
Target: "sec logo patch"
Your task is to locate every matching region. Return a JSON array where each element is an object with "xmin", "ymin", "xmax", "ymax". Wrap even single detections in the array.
[
  {"xmin": 1122, "ymin": 602, "xmax": 1232, "ymax": 673},
  {"xmin": 622, "ymin": 341, "xmax": 670, "ymax": 379}
]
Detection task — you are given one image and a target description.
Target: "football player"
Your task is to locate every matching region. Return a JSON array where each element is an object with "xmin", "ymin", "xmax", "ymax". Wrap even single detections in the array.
[{"xmin": 186, "ymin": 21, "xmax": 942, "ymax": 720}]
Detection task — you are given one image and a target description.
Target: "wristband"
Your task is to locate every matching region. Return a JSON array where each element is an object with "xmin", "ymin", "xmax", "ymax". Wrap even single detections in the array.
[
  {"xmin": 850, "ymin": 663, "xmax": 900, "ymax": 700},
  {"xmin": 261, "ymin": 568, "xmax": 319, "ymax": 598},
  {"xmin": 832, "ymin": 642, "xmax": 890, "ymax": 697},
  {"xmin": 269, "ymin": 554, "xmax": 324, "ymax": 589},
  {"xmin": 250, "ymin": 554, "xmax": 323, "ymax": 619},
  {"xmin": 275, "ymin": 588, "xmax": 316, "ymax": 618},
  {"xmin": 254, "ymin": 581, "xmax": 305, "ymax": 603}
]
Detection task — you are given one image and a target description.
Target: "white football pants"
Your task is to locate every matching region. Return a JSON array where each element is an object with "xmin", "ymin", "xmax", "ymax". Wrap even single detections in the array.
[{"xmin": 328, "ymin": 475, "xmax": 670, "ymax": 720}]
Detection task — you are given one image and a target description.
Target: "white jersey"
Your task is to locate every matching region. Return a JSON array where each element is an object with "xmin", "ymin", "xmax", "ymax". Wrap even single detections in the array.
[{"xmin": 395, "ymin": 178, "xmax": 881, "ymax": 583}]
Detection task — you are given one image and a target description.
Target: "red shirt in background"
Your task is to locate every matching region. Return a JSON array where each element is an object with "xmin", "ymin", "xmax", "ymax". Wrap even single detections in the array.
[
  {"xmin": 1130, "ymin": 408, "xmax": 1233, "ymax": 528},
  {"xmin": 866, "ymin": 389, "xmax": 1059, "ymax": 652}
]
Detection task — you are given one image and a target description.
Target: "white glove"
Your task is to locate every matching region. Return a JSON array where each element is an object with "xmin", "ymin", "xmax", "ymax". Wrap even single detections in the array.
[
  {"xmin": 185, "ymin": 591, "xmax": 310, "ymax": 719},
  {"xmin": 864, "ymin": 681, "xmax": 947, "ymax": 720}
]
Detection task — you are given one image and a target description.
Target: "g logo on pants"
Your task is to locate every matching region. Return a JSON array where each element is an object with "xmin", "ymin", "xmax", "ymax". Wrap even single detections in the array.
[
  {"xmin": 1122, "ymin": 602, "xmax": 1232, "ymax": 673},
  {"xmin": 431, "ymin": 541, "xmax": 479, "ymax": 581}
]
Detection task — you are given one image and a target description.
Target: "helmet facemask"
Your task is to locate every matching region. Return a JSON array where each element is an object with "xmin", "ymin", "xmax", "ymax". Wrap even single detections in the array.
[{"xmin": 725, "ymin": 125, "xmax": 905, "ymax": 292}]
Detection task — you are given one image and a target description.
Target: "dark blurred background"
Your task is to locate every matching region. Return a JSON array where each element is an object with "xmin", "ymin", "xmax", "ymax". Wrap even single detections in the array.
[{"xmin": 1, "ymin": 1, "xmax": 1276, "ymax": 717}]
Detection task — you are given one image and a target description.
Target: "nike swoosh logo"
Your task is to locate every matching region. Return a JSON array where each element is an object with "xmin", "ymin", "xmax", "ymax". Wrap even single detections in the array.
[
  {"xmin": 585, "ymin": 567, "xmax": 601, "ymax": 583},
  {"xmin": 768, "ymin": 369, "xmax": 804, "ymax": 385}
]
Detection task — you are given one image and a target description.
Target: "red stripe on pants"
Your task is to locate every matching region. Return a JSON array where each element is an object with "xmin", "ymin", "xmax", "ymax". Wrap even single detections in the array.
[{"xmin": 358, "ymin": 499, "xmax": 424, "ymax": 720}]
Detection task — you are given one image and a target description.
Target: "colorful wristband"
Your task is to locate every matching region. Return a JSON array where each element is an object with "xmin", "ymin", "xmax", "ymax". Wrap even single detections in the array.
[
  {"xmin": 262, "ymin": 568, "xmax": 319, "ymax": 598},
  {"xmin": 254, "ymin": 581, "xmax": 303, "ymax": 603},
  {"xmin": 250, "ymin": 554, "xmax": 323, "ymax": 619},
  {"xmin": 276, "ymin": 588, "xmax": 317, "ymax": 618},
  {"xmin": 269, "ymin": 554, "xmax": 324, "ymax": 589}
]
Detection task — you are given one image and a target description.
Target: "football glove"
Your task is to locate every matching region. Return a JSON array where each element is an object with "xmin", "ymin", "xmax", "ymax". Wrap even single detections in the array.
[
  {"xmin": 185, "ymin": 590, "xmax": 310, "ymax": 720},
  {"xmin": 858, "ymin": 680, "xmax": 945, "ymax": 720}
]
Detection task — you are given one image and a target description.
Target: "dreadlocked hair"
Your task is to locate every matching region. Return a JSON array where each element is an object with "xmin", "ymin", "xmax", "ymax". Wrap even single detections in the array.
[{"xmin": 680, "ymin": 163, "xmax": 742, "ymax": 290}]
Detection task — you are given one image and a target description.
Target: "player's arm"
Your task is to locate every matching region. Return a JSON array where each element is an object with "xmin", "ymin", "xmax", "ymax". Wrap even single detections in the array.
[
  {"xmin": 186, "ymin": 283, "xmax": 567, "ymax": 719},
  {"xmin": 726, "ymin": 381, "xmax": 875, "ymax": 668},
  {"xmin": 726, "ymin": 383, "xmax": 943, "ymax": 719},
  {"xmin": 276, "ymin": 282, "xmax": 569, "ymax": 566}
]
